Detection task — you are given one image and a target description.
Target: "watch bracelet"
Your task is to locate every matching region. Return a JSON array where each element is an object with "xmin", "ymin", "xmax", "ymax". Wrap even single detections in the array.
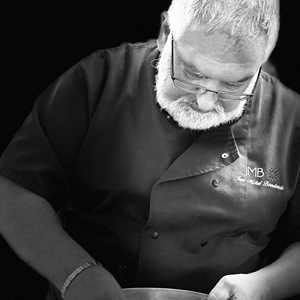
[{"xmin": 60, "ymin": 261, "xmax": 99, "ymax": 299}]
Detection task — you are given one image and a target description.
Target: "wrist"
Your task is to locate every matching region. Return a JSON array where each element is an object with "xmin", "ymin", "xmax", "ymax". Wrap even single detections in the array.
[
  {"xmin": 60, "ymin": 261, "xmax": 100, "ymax": 299},
  {"xmin": 247, "ymin": 270, "xmax": 274, "ymax": 300}
]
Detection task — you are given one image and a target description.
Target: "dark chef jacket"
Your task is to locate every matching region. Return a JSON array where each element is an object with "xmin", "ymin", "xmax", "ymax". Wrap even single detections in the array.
[{"xmin": 0, "ymin": 40, "xmax": 299, "ymax": 294}]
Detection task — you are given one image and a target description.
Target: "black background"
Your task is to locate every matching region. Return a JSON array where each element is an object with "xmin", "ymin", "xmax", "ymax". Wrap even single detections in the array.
[{"xmin": 2, "ymin": 2, "xmax": 300, "ymax": 299}]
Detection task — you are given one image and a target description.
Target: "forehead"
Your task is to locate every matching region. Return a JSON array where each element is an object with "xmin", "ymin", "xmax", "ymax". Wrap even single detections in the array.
[{"xmin": 175, "ymin": 26, "xmax": 265, "ymax": 81}]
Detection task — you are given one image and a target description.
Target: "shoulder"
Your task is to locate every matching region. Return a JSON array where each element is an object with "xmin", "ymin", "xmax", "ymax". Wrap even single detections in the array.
[
  {"xmin": 69, "ymin": 39, "xmax": 158, "ymax": 95},
  {"xmin": 50, "ymin": 40, "xmax": 158, "ymax": 118},
  {"xmin": 77, "ymin": 39, "xmax": 158, "ymax": 75},
  {"xmin": 255, "ymin": 72, "xmax": 300, "ymax": 164},
  {"xmin": 52, "ymin": 40, "xmax": 158, "ymax": 89},
  {"xmin": 260, "ymin": 71, "xmax": 300, "ymax": 111},
  {"xmin": 259, "ymin": 71, "xmax": 300, "ymax": 127}
]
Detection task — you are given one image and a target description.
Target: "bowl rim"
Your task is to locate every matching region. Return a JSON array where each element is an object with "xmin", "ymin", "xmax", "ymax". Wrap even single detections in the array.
[{"xmin": 122, "ymin": 287, "xmax": 208, "ymax": 298}]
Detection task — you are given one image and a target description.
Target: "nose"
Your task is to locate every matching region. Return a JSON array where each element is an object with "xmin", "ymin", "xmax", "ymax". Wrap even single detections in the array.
[{"xmin": 195, "ymin": 89, "xmax": 218, "ymax": 112}]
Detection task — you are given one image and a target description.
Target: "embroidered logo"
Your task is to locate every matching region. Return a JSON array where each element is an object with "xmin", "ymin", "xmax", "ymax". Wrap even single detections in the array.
[
  {"xmin": 237, "ymin": 167, "xmax": 284, "ymax": 191},
  {"xmin": 265, "ymin": 167, "xmax": 281, "ymax": 183},
  {"xmin": 246, "ymin": 167, "xmax": 265, "ymax": 178}
]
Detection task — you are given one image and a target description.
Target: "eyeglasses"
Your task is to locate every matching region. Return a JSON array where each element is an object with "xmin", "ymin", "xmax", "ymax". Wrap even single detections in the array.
[{"xmin": 170, "ymin": 35, "xmax": 261, "ymax": 102}]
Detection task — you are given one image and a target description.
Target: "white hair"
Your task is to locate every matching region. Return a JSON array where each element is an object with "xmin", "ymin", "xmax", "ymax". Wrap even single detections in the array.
[{"xmin": 168, "ymin": 0, "xmax": 279, "ymax": 55}]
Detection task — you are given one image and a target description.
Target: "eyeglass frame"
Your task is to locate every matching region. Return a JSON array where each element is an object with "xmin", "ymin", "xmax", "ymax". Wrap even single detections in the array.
[{"xmin": 170, "ymin": 34, "xmax": 262, "ymax": 102}]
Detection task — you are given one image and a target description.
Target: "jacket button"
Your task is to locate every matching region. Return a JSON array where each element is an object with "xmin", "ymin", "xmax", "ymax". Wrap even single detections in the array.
[
  {"xmin": 201, "ymin": 241, "xmax": 208, "ymax": 247},
  {"xmin": 211, "ymin": 179, "xmax": 220, "ymax": 188},
  {"xmin": 151, "ymin": 231, "xmax": 160, "ymax": 239}
]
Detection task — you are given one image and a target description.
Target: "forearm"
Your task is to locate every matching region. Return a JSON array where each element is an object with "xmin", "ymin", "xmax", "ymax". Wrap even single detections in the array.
[
  {"xmin": 252, "ymin": 242, "xmax": 300, "ymax": 300},
  {"xmin": 0, "ymin": 176, "xmax": 96, "ymax": 291}
]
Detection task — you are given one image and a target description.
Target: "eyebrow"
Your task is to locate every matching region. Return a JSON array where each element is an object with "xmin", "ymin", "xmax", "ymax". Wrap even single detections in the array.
[{"xmin": 182, "ymin": 57, "xmax": 253, "ymax": 85}]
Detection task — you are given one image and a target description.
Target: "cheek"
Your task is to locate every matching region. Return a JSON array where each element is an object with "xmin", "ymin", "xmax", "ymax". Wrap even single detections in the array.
[
  {"xmin": 162, "ymin": 79, "xmax": 191, "ymax": 101},
  {"xmin": 156, "ymin": 50, "xmax": 194, "ymax": 102}
]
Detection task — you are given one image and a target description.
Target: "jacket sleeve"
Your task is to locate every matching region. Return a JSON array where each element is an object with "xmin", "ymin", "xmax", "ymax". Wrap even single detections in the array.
[{"xmin": 0, "ymin": 51, "xmax": 106, "ymax": 211}]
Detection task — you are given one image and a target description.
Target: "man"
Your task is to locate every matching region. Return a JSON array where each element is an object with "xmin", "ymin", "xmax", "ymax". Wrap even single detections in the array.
[{"xmin": 0, "ymin": 0, "xmax": 299, "ymax": 299}]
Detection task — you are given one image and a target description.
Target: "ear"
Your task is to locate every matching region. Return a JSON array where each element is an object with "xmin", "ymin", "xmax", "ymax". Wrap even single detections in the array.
[{"xmin": 157, "ymin": 11, "xmax": 170, "ymax": 51}]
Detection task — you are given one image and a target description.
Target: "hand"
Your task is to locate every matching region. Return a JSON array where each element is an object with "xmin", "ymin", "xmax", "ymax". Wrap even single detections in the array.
[
  {"xmin": 207, "ymin": 273, "xmax": 271, "ymax": 300},
  {"xmin": 64, "ymin": 265, "xmax": 126, "ymax": 300}
]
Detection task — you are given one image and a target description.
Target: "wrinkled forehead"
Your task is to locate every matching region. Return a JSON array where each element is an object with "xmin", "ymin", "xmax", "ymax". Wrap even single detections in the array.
[{"xmin": 176, "ymin": 26, "xmax": 265, "ymax": 66}]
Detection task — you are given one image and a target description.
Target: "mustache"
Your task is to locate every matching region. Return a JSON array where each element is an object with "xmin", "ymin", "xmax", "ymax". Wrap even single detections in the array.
[{"xmin": 175, "ymin": 94, "xmax": 225, "ymax": 114}]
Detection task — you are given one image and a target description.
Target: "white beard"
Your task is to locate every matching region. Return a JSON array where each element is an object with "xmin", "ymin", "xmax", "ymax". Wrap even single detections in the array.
[{"xmin": 154, "ymin": 37, "xmax": 247, "ymax": 131}]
